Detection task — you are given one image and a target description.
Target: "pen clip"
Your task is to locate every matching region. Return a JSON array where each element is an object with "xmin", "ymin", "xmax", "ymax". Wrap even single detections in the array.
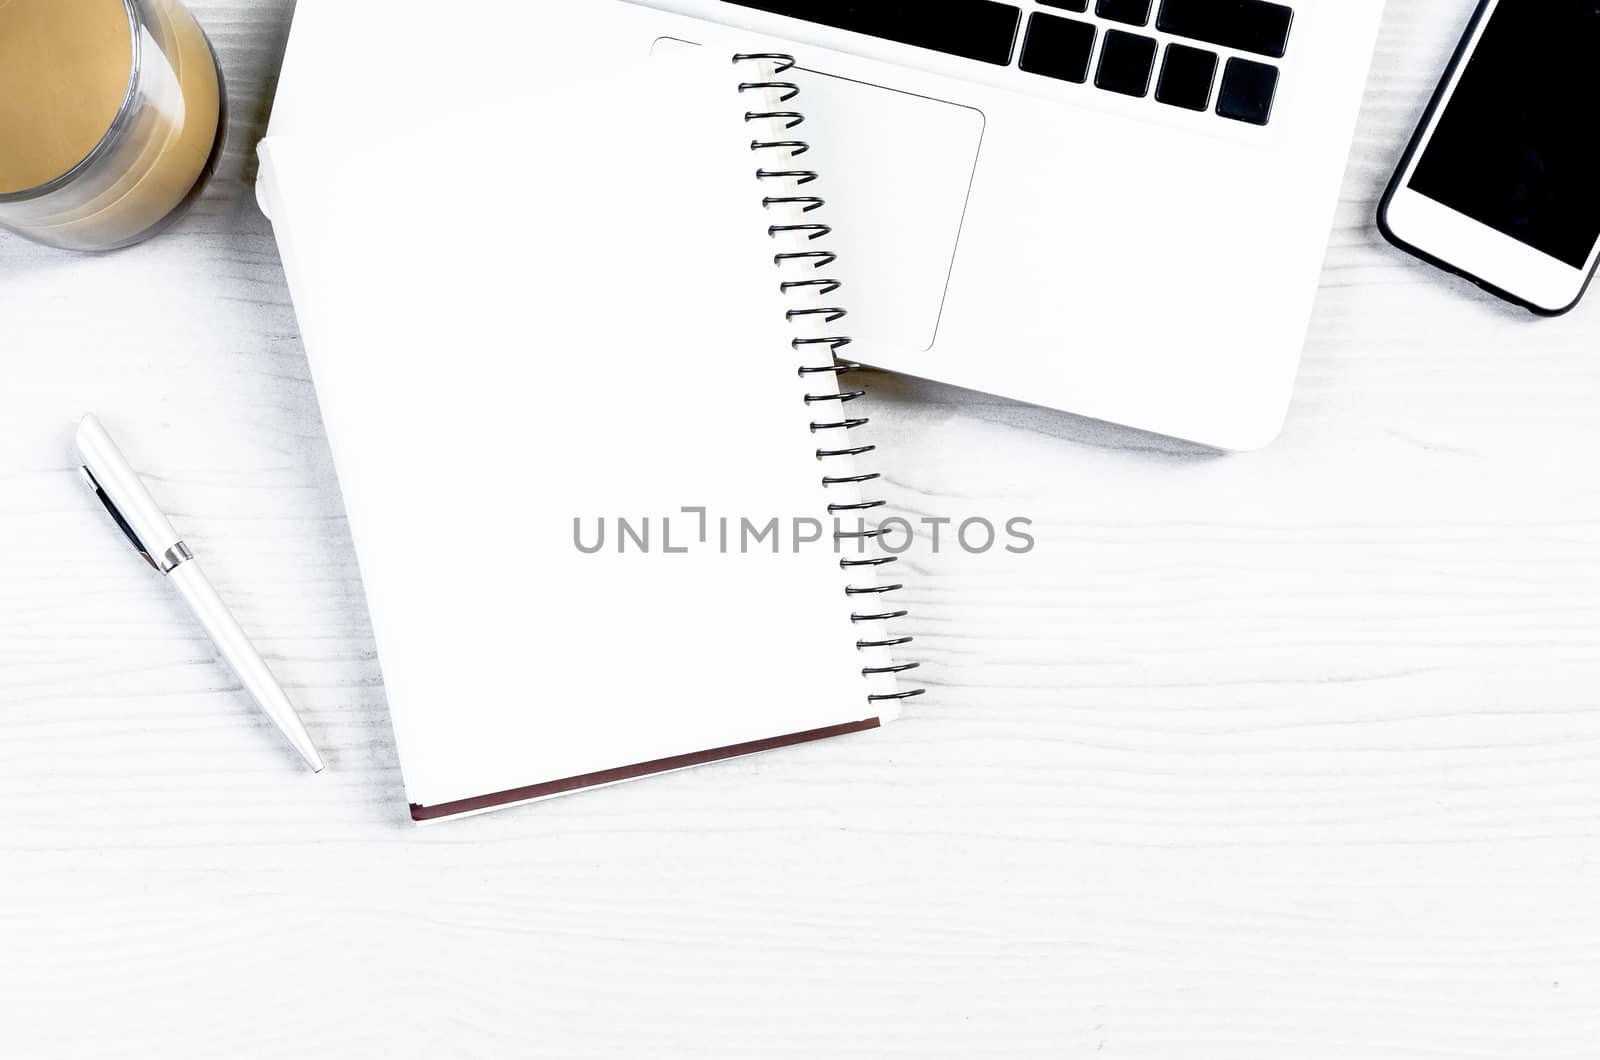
[{"xmin": 80, "ymin": 464, "xmax": 159, "ymax": 572}]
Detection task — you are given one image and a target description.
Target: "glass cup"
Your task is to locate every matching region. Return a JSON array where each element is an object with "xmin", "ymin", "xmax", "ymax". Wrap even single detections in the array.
[{"xmin": 0, "ymin": 0, "xmax": 226, "ymax": 251}]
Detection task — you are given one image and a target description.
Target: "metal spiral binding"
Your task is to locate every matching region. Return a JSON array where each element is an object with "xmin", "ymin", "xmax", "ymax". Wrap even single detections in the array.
[{"xmin": 734, "ymin": 53, "xmax": 925, "ymax": 704}]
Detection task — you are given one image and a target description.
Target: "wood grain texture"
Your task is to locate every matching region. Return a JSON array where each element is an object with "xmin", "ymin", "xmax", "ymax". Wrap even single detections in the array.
[{"xmin": 4, "ymin": 1, "xmax": 1600, "ymax": 1056}]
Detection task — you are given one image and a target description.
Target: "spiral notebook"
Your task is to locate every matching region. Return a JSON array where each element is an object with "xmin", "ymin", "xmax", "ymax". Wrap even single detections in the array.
[{"xmin": 256, "ymin": 52, "xmax": 921, "ymax": 820}]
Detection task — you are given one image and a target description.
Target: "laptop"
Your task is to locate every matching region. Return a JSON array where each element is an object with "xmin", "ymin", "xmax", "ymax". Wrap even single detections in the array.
[
  {"xmin": 263, "ymin": 0, "xmax": 1386, "ymax": 450},
  {"xmin": 605, "ymin": 0, "xmax": 1388, "ymax": 450}
]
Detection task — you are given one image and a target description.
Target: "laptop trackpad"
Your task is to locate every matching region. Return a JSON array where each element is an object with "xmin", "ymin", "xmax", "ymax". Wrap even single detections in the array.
[
  {"xmin": 793, "ymin": 69, "xmax": 983, "ymax": 353},
  {"xmin": 650, "ymin": 40, "xmax": 983, "ymax": 353}
]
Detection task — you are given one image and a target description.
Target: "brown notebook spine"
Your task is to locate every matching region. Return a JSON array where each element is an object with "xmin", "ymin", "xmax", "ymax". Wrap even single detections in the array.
[{"xmin": 411, "ymin": 718, "xmax": 881, "ymax": 821}]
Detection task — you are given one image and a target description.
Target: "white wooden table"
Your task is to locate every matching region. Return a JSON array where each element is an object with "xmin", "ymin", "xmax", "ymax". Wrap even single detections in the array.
[{"xmin": 5, "ymin": 2, "xmax": 1600, "ymax": 1055}]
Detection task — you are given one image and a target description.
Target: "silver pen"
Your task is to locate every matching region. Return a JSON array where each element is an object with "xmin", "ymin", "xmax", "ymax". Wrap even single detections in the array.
[{"xmin": 76, "ymin": 415, "xmax": 325, "ymax": 773}]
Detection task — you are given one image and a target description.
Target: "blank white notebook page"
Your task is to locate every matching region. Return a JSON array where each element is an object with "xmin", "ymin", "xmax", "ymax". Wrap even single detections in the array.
[{"xmin": 259, "ymin": 60, "xmax": 888, "ymax": 812}]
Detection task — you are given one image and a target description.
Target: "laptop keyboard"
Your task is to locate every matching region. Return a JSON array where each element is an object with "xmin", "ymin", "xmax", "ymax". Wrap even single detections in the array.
[{"xmin": 722, "ymin": 0, "xmax": 1292, "ymax": 126}]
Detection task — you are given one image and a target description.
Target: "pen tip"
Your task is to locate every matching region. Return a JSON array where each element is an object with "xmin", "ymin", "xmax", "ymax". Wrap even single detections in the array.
[{"xmin": 295, "ymin": 743, "xmax": 326, "ymax": 774}]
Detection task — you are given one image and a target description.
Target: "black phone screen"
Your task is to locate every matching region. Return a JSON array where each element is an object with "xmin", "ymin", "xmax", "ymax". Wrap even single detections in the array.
[{"xmin": 1409, "ymin": 1, "xmax": 1600, "ymax": 269}]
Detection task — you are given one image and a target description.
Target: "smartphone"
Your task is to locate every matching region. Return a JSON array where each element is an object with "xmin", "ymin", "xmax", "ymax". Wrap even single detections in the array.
[{"xmin": 1379, "ymin": 0, "xmax": 1600, "ymax": 316}]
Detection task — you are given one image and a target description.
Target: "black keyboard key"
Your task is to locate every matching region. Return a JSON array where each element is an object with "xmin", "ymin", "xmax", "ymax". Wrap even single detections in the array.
[
  {"xmin": 1155, "ymin": 44, "xmax": 1217, "ymax": 111},
  {"xmin": 1216, "ymin": 57, "xmax": 1278, "ymax": 124},
  {"xmin": 1156, "ymin": 0, "xmax": 1293, "ymax": 59},
  {"xmin": 1095, "ymin": 30, "xmax": 1158, "ymax": 97},
  {"xmin": 1039, "ymin": 0, "xmax": 1089, "ymax": 9},
  {"xmin": 1096, "ymin": 0, "xmax": 1151, "ymax": 26},
  {"xmin": 721, "ymin": 0, "xmax": 1022, "ymax": 66},
  {"xmin": 1020, "ymin": 13, "xmax": 1097, "ymax": 83}
]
